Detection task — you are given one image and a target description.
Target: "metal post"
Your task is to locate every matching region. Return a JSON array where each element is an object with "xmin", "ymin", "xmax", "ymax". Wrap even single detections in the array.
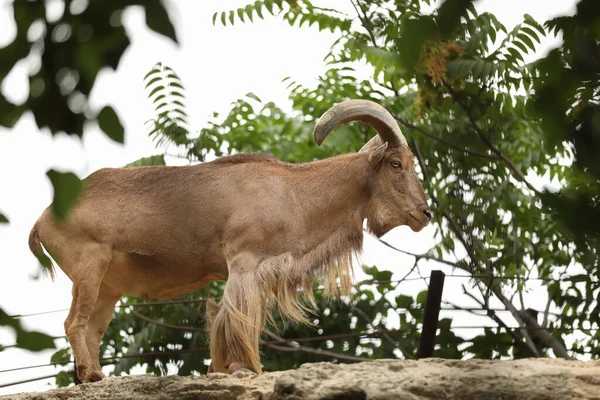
[{"xmin": 417, "ymin": 270, "xmax": 445, "ymax": 359}]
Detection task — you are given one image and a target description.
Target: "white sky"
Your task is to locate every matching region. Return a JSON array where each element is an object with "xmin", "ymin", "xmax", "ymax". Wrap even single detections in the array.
[{"xmin": 0, "ymin": 0, "xmax": 577, "ymax": 395}]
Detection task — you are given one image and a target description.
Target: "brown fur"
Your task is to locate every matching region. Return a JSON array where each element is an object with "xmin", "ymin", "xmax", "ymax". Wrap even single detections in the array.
[{"xmin": 28, "ymin": 101, "xmax": 430, "ymax": 381}]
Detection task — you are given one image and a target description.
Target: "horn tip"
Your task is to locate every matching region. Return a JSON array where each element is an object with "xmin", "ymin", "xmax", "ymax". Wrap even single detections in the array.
[{"xmin": 313, "ymin": 128, "xmax": 325, "ymax": 146}]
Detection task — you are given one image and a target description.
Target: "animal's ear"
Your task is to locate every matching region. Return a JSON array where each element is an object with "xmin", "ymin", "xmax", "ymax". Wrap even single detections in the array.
[{"xmin": 368, "ymin": 142, "xmax": 388, "ymax": 167}]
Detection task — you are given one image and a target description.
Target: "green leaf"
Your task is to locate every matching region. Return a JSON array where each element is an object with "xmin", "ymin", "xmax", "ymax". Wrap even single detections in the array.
[
  {"xmin": 520, "ymin": 27, "xmax": 541, "ymax": 43},
  {"xmin": 144, "ymin": 76, "xmax": 162, "ymax": 89},
  {"xmin": 124, "ymin": 155, "xmax": 166, "ymax": 168},
  {"xmin": 506, "ymin": 47, "xmax": 524, "ymax": 63},
  {"xmin": 144, "ymin": 0, "xmax": 178, "ymax": 43},
  {"xmin": 50, "ymin": 347, "xmax": 72, "ymax": 363},
  {"xmin": 0, "ymin": 212, "xmax": 7, "ymax": 223},
  {"xmin": 149, "ymin": 85, "xmax": 165, "ymax": 98},
  {"xmin": 265, "ymin": 0, "xmax": 274, "ymax": 14},
  {"xmin": 254, "ymin": 1, "xmax": 264, "ymax": 19},
  {"xmin": 245, "ymin": 4, "xmax": 254, "ymax": 22},
  {"xmin": 246, "ymin": 92, "xmax": 262, "ymax": 102},
  {"xmin": 55, "ymin": 370, "xmax": 73, "ymax": 387},
  {"xmin": 143, "ymin": 67, "xmax": 161, "ymax": 81},
  {"xmin": 397, "ymin": 15, "xmax": 440, "ymax": 72},
  {"xmin": 436, "ymin": 0, "xmax": 473, "ymax": 36},
  {"xmin": 98, "ymin": 106, "xmax": 125, "ymax": 143},
  {"xmin": 524, "ymin": 14, "xmax": 546, "ymax": 36},
  {"xmin": 0, "ymin": 308, "xmax": 19, "ymax": 330},
  {"xmin": 16, "ymin": 330, "xmax": 56, "ymax": 352},
  {"xmin": 517, "ymin": 33, "xmax": 536, "ymax": 51},
  {"xmin": 46, "ymin": 170, "xmax": 82, "ymax": 220},
  {"xmin": 512, "ymin": 40, "xmax": 529, "ymax": 55},
  {"xmin": 396, "ymin": 294, "xmax": 413, "ymax": 309},
  {"xmin": 416, "ymin": 290, "xmax": 428, "ymax": 305}
]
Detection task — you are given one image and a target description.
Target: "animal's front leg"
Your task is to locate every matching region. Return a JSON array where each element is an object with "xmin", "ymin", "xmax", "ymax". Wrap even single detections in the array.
[{"xmin": 207, "ymin": 268, "xmax": 264, "ymax": 374}]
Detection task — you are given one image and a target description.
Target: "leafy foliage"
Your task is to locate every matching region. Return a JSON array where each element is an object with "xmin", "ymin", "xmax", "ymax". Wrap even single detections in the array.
[
  {"xmin": 0, "ymin": 308, "xmax": 55, "ymax": 353},
  {"xmin": 11, "ymin": 0, "xmax": 594, "ymax": 386},
  {"xmin": 0, "ymin": 0, "xmax": 178, "ymax": 356},
  {"xmin": 213, "ymin": 0, "xmax": 351, "ymax": 33},
  {"xmin": 123, "ymin": 155, "xmax": 166, "ymax": 168},
  {"xmin": 54, "ymin": 0, "xmax": 600, "ymax": 382},
  {"xmin": 46, "ymin": 170, "xmax": 82, "ymax": 220},
  {"xmin": 143, "ymin": 63, "xmax": 191, "ymax": 151}
]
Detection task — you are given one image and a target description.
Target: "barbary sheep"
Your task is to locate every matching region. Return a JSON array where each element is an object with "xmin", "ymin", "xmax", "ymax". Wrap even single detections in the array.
[{"xmin": 29, "ymin": 99, "xmax": 431, "ymax": 382}]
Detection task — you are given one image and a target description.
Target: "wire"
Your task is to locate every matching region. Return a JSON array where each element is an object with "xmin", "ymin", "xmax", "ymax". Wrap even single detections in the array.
[
  {"xmin": 0, "ymin": 373, "xmax": 58, "ymax": 389},
  {"xmin": 3, "ymin": 321, "xmax": 598, "ymax": 376},
  {"xmin": 7, "ymin": 271, "xmax": 591, "ymax": 320}
]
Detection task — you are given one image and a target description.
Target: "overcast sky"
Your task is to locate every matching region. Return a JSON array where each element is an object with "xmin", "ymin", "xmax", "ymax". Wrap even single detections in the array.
[{"xmin": 0, "ymin": 0, "xmax": 577, "ymax": 395}]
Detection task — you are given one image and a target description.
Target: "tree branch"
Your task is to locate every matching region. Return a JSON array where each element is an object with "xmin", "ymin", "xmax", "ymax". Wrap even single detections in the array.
[
  {"xmin": 462, "ymin": 285, "xmax": 540, "ymax": 357},
  {"xmin": 129, "ymin": 308, "xmax": 205, "ymax": 332},
  {"xmin": 262, "ymin": 330, "xmax": 370, "ymax": 363},
  {"xmin": 518, "ymin": 310, "xmax": 573, "ymax": 359},
  {"xmin": 411, "ymin": 139, "xmax": 572, "ymax": 358},
  {"xmin": 365, "ymin": 227, "xmax": 461, "ymax": 269},
  {"xmin": 351, "ymin": 0, "xmax": 377, "ymax": 48},
  {"xmin": 350, "ymin": 304, "xmax": 413, "ymax": 359},
  {"xmin": 396, "ymin": 116, "xmax": 497, "ymax": 159},
  {"xmin": 542, "ymin": 296, "xmax": 553, "ymax": 329},
  {"xmin": 441, "ymin": 79, "xmax": 540, "ymax": 194}
]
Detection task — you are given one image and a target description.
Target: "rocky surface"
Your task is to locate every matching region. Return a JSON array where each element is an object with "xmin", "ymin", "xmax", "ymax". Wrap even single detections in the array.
[{"xmin": 3, "ymin": 358, "xmax": 600, "ymax": 400}]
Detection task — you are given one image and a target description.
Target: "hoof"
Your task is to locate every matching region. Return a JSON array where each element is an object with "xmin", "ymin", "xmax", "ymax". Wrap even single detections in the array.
[
  {"xmin": 228, "ymin": 362, "xmax": 257, "ymax": 377},
  {"xmin": 79, "ymin": 369, "xmax": 105, "ymax": 383},
  {"xmin": 232, "ymin": 368, "xmax": 256, "ymax": 378},
  {"xmin": 87, "ymin": 370, "xmax": 105, "ymax": 383}
]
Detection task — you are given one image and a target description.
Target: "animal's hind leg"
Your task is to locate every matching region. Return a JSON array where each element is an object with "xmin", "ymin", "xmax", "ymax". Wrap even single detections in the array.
[
  {"xmin": 208, "ymin": 270, "xmax": 263, "ymax": 374},
  {"xmin": 85, "ymin": 283, "xmax": 121, "ymax": 379},
  {"xmin": 63, "ymin": 243, "xmax": 111, "ymax": 383}
]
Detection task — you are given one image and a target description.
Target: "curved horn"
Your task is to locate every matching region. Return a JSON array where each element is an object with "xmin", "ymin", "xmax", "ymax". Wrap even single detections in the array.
[{"xmin": 313, "ymin": 99, "xmax": 408, "ymax": 151}]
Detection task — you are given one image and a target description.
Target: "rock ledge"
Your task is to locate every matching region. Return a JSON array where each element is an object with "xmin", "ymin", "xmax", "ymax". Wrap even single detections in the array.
[{"xmin": 3, "ymin": 358, "xmax": 599, "ymax": 400}]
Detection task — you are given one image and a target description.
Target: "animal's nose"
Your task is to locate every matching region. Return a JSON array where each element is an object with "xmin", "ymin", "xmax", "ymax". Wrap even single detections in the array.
[{"xmin": 418, "ymin": 204, "xmax": 432, "ymax": 221}]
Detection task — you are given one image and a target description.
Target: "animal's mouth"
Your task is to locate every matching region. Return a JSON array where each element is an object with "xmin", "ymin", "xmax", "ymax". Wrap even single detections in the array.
[{"xmin": 408, "ymin": 211, "xmax": 430, "ymax": 232}]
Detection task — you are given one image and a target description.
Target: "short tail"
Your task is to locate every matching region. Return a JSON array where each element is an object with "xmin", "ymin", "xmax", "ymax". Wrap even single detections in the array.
[{"xmin": 28, "ymin": 225, "xmax": 55, "ymax": 281}]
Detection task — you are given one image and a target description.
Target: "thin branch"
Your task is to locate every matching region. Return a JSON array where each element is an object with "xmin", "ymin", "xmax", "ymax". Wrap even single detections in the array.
[
  {"xmin": 130, "ymin": 309, "xmax": 412, "ymax": 348},
  {"xmin": 394, "ymin": 257, "xmax": 421, "ymax": 289},
  {"xmin": 441, "ymin": 79, "xmax": 540, "ymax": 194},
  {"xmin": 351, "ymin": 0, "xmax": 403, "ymax": 96},
  {"xmin": 397, "ymin": 116, "xmax": 497, "ymax": 159},
  {"xmin": 412, "ymin": 140, "xmax": 570, "ymax": 358},
  {"xmin": 513, "ymin": 218, "xmax": 527, "ymax": 311},
  {"xmin": 462, "ymin": 285, "xmax": 540, "ymax": 357},
  {"xmin": 350, "ymin": 304, "xmax": 413, "ymax": 359},
  {"xmin": 261, "ymin": 342, "xmax": 368, "ymax": 363},
  {"xmin": 542, "ymin": 296, "xmax": 553, "ymax": 329},
  {"xmin": 484, "ymin": 284, "xmax": 548, "ymax": 357},
  {"xmin": 411, "ymin": 138, "xmax": 429, "ymax": 181},
  {"xmin": 518, "ymin": 310, "xmax": 573, "ymax": 359},
  {"xmin": 364, "ymin": 227, "xmax": 460, "ymax": 268},
  {"xmin": 121, "ymin": 299, "xmax": 211, "ymax": 308},
  {"xmin": 129, "ymin": 309, "xmax": 205, "ymax": 332},
  {"xmin": 351, "ymin": 0, "xmax": 377, "ymax": 47},
  {"xmin": 262, "ymin": 330, "xmax": 370, "ymax": 363},
  {"xmin": 412, "ymin": 139, "xmax": 478, "ymax": 267}
]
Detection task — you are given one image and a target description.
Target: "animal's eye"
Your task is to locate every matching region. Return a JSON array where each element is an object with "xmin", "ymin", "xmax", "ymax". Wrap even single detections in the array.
[{"xmin": 391, "ymin": 160, "xmax": 402, "ymax": 168}]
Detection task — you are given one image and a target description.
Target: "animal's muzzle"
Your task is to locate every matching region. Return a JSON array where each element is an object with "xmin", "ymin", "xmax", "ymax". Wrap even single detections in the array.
[{"xmin": 418, "ymin": 204, "xmax": 432, "ymax": 222}]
